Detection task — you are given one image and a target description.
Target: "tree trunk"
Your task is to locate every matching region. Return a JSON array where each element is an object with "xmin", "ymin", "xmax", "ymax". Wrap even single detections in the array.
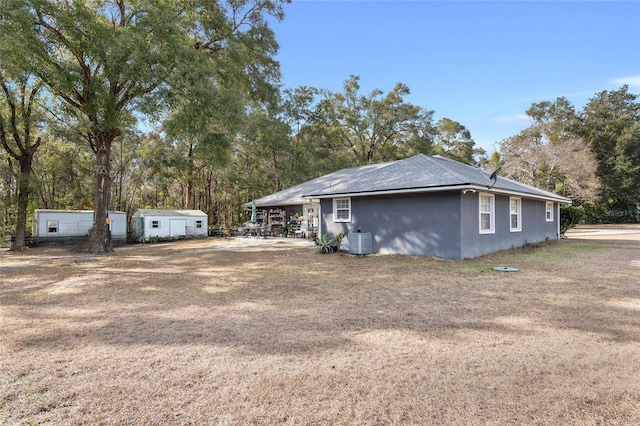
[
  {"xmin": 185, "ymin": 142, "xmax": 194, "ymax": 209},
  {"xmin": 89, "ymin": 134, "xmax": 114, "ymax": 254},
  {"xmin": 13, "ymin": 155, "xmax": 32, "ymax": 250},
  {"xmin": 2, "ymin": 158, "xmax": 12, "ymax": 231},
  {"xmin": 185, "ymin": 179, "xmax": 194, "ymax": 209},
  {"xmin": 117, "ymin": 139, "xmax": 124, "ymax": 210}
]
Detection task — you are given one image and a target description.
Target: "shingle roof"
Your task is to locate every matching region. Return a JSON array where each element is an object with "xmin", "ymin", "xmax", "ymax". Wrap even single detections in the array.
[
  {"xmin": 308, "ymin": 154, "xmax": 471, "ymax": 195},
  {"xmin": 249, "ymin": 162, "xmax": 389, "ymax": 207},
  {"xmin": 251, "ymin": 154, "xmax": 571, "ymax": 205}
]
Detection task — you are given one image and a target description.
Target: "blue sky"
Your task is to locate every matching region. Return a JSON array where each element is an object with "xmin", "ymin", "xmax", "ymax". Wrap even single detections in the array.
[{"xmin": 271, "ymin": 0, "xmax": 640, "ymax": 153}]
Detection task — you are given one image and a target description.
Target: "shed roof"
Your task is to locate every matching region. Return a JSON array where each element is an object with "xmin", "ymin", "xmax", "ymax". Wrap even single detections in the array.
[
  {"xmin": 34, "ymin": 209, "xmax": 126, "ymax": 215},
  {"xmin": 251, "ymin": 154, "xmax": 571, "ymax": 206},
  {"xmin": 133, "ymin": 209, "xmax": 207, "ymax": 217}
]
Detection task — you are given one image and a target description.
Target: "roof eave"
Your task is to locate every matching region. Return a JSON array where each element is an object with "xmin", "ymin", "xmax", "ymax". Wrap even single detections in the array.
[
  {"xmin": 303, "ymin": 184, "xmax": 572, "ymax": 204},
  {"xmin": 468, "ymin": 184, "xmax": 572, "ymax": 204},
  {"xmin": 304, "ymin": 184, "xmax": 471, "ymax": 199},
  {"xmin": 243, "ymin": 197, "xmax": 309, "ymax": 208}
]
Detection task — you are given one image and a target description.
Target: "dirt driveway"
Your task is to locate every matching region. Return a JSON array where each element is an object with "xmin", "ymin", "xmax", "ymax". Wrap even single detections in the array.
[{"xmin": 565, "ymin": 223, "xmax": 640, "ymax": 241}]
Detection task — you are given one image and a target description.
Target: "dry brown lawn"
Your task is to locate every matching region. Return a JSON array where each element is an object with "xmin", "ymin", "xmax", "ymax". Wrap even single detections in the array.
[{"xmin": 1, "ymin": 234, "xmax": 639, "ymax": 425}]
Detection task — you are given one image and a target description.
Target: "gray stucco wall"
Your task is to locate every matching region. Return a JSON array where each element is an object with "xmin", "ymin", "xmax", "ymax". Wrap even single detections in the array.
[
  {"xmin": 459, "ymin": 192, "xmax": 560, "ymax": 259},
  {"xmin": 321, "ymin": 191, "xmax": 561, "ymax": 260},
  {"xmin": 321, "ymin": 192, "xmax": 463, "ymax": 259}
]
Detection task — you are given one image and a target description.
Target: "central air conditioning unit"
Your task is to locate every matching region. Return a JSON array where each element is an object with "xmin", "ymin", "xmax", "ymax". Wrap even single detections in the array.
[{"xmin": 348, "ymin": 232, "xmax": 372, "ymax": 255}]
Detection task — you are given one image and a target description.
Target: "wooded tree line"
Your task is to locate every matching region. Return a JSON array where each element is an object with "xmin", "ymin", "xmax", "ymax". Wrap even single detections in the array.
[
  {"xmin": 1, "ymin": 2, "xmax": 639, "ymax": 252},
  {"xmin": 498, "ymin": 86, "xmax": 640, "ymax": 222}
]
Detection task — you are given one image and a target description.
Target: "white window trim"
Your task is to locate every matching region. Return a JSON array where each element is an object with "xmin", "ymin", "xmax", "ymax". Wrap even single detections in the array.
[
  {"xmin": 546, "ymin": 202, "xmax": 554, "ymax": 222},
  {"xmin": 479, "ymin": 193, "xmax": 495, "ymax": 234},
  {"xmin": 510, "ymin": 197, "xmax": 522, "ymax": 232},
  {"xmin": 333, "ymin": 197, "xmax": 351, "ymax": 223},
  {"xmin": 151, "ymin": 220, "xmax": 160, "ymax": 229}
]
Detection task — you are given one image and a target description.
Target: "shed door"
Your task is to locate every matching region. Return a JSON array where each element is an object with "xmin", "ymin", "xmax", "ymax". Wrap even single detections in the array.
[{"xmin": 170, "ymin": 219, "xmax": 187, "ymax": 237}]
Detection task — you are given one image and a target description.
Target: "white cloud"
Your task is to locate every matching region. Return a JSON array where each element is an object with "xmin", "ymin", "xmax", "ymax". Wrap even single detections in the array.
[
  {"xmin": 612, "ymin": 75, "xmax": 640, "ymax": 88},
  {"xmin": 492, "ymin": 114, "xmax": 529, "ymax": 124}
]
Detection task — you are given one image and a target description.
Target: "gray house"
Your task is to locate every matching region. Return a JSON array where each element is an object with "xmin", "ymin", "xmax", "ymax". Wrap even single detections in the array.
[{"xmin": 249, "ymin": 154, "xmax": 571, "ymax": 259}]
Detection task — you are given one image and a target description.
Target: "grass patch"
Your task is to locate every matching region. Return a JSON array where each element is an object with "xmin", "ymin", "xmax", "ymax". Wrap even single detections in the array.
[
  {"xmin": 535, "ymin": 240, "xmax": 604, "ymax": 260},
  {"xmin": 455, "ymin": 263, "xmax": 495, "ymax": 272}
]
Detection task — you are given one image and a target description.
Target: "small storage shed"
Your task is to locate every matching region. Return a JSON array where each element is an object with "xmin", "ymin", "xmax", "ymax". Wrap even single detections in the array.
[
  {"xmin": 131, "ymin": 209, "xmax": 208, "ymax": 241},
  {"xmin": 32, "ymin": 209, "xmax": 127, "ymax": 243}
]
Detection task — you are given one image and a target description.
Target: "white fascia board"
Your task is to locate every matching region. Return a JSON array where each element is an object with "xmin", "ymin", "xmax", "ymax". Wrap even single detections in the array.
[
  {"xmin": 303, "ymin": 185, "xmax": 470, "ymax": 199},
  {"xmin": 35, "ymin": 209, "xmax": 127, "ymax": 214},
  {"xmin": 302, "ymin": 184, "xmax": 572, "ymax": 204},
  {"xmin": 247, "ymin": 198, "xmax": 309, "ymax": 208},
  {"xmin": 467, "ymin": 185, "xmax": 572, "ymax": 204}
]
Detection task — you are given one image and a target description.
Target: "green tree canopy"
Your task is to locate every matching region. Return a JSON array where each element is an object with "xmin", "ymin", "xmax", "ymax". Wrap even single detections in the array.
[
  {"xmin": 0, "ymin": 71, "xmax": 45, "ymax": 249},
  {"xmin": 317, "ymin": 75, "xmax": 436, "ymax": 166},
  {"xmin": 433, "ymin": 118, "xmax": 485, "ymax": 165},
  {"xmin": 577, "ymin": 85, "xmax": 640, "ymax": 217},
  {"xmin": 0, "ymin": 0, "xmax": 286, "ymax": 252}
]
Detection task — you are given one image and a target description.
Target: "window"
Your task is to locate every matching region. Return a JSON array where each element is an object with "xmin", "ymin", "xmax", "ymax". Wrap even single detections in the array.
[
  {"xmin": 47, "ymin": 220, "xmax": 58, "ymax": 233},
  {"xmin": 333, "ymin": 198, "xmax": 351, "ymax": 222},
  {"xmin": 151, "ymin": 220, "xmax": 160, "ymax": 228},
  {"xmin": 195, "ymin": 220, "xmax": 203, "ymax": 229},
  {"xmin": 546, "ymin": 202, "xmax": 554, "ymax": 222},
  {"xmin": 479, "ymin": 193, "xmax": 495, "ymax": 234},
  {"xmin": 510, "ymin": 197, "xmax": 522, "ymax": 232}
]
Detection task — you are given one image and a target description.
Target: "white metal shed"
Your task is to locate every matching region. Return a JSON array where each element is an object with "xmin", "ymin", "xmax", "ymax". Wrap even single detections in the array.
[
  {"xmin": 32, "ymin": 209, "xmax": 127, "ymax": 242},
  {"xmin": 131, "ymin": 209, "xmax": 208, "ymax": 241}
]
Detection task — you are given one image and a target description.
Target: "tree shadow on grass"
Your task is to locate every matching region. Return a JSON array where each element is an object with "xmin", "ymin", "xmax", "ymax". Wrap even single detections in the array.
[{"xmin": 3, "ymin": 238, "xmax": 640, "ymax": 356}]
